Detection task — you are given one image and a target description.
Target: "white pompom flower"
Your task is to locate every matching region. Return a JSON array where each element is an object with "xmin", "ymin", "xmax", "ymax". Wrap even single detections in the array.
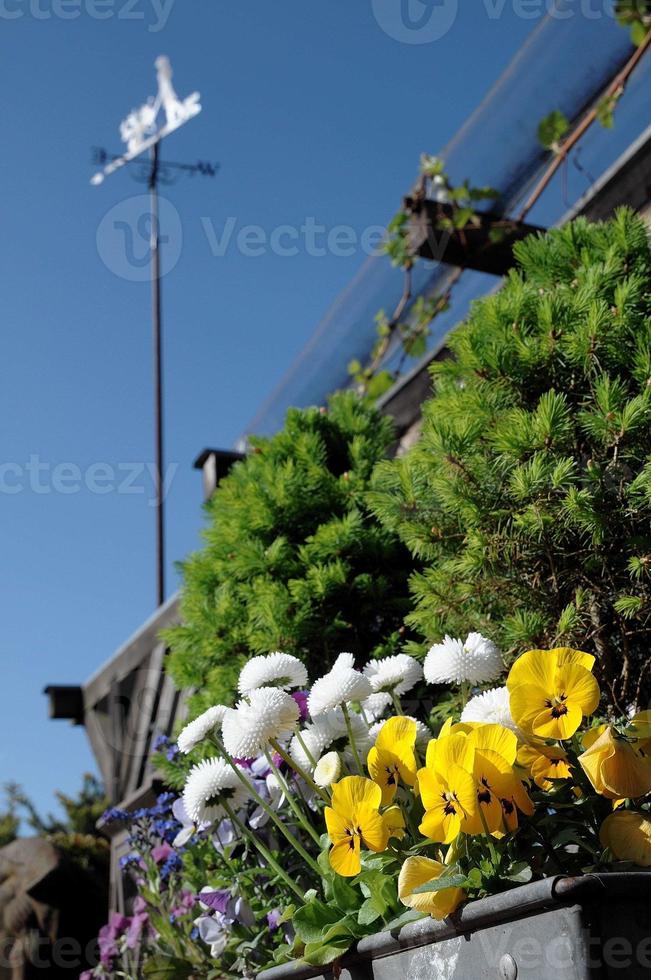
[
  {"xmin": 238, "ymin": 652, "xmax": 308, "ymax": 695},
  {"xmin": 460, "ymin": 686, "xmax": 519, "ymax": 733},
  {"xmin": 361, "ymin": 692, "xmax": 393, "ymax": 722},
  {"xmin": 314, "ymin": 752, "xmax": 341, "ymax": 788},
  {"xmin": 183, "ymin": 758, "xmax": 250, "ymax": 825},
  {"xmin": 221, "ymin": 688, "xmax": 299, "ymax": 759},
  {"xmin": 308, "ymin": 655, "xmax": 372, "ymax": 717},
  {"xmin": 424, "ymin": 632, "xmax": 503, "ymax": 686},
  {"xmin": 290, "ymin": 707, "xmax": 371, "ymax": 771},
  {"xmin": 364, "ymin": 654, "xmax": 423, "ymax": 696},
  {"xmin": 177, "ymin": 705, "xmax": 228, "ymax": 754}
]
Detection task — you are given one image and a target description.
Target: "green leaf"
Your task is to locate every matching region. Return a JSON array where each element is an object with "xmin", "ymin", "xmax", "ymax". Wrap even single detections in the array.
[
  {"xmin": 537, "ymin": 110, "xmax": 570, "ymax": 150},
  {"xmin": 631, "ymin": 19, "xmax": 649, "ymax": 45},
  {"xmin": 366, "ymin": 370, "xmax": 395, "ymax": 400},
  {"xmin": 303, "ymin": 937, "xmax": 352, "ymax": 967},
  {"xmin": 503, "ymin": 862, "xmax": 533, "ymax": 884},
  {"xmin": 293, "ymin": 899, "xmax": 343, "ymax": 944},
  {"xmin": 331, "ymin": 874, "xmax": 360, "ymax": 913},
  {"xmin": 412, "ymin": 873, "xmax": 469, "ymax": 895},
  {"xmin": 358, "ymin": 898, "xmax": 383, "ymax": 927},
  {"xmin": 382, "ymin": 908, "xmax": 424, "ymax": 930},
  {"xmin": 466, "ymin": 867, "xmax": 483, "ymax": 888},
  {"xmin": 142, "ymin": 957, "xmax": 194, "ymax": 979}
]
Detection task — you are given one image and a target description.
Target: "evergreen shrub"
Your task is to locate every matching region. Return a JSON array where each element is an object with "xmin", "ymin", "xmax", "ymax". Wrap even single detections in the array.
[
  {"xmin": 165, "ymin": 392, "xmax": 414, "ymax": 714},
  {"xmin": 370, "ymin": 209, "xmax": 651, "ymax": 709}
]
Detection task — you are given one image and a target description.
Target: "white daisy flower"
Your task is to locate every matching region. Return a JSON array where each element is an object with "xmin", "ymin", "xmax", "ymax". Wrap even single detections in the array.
[
  {"xmin": 177, "ymin": 706, "xmax": 227, "ymax": 755},
  {"xmin": 364, "ymin": 654, "xmax": 423, "ymax": 696},
  {"xmin": 368, "ymin": 716, "xmax": 431, "ymax": 751},
  {"xmin": 314, "ymin": 751, "xmax": 341, "ymax": 788},
  {"xmin": 461, "ymin": 686, "xmax": 518, "ymax": 733},
  {"xmin": 238, "ymin": 652, "xmax": 308, "ymax": 695},
  {"xmin": 424, "ymin": 632, "xmax": 503, "ymax": 685},
  {"xmin": 308, "ymin": 657, "xmax": 372, "ymax": 717},
  {"xmin": 289, "ymin": 725, "xmax": 329, "ymax": 771},
  {"xmin": 360, "ymin": 692, "xmax": 393, "ymax": 722},
  {"xmin": 183, "ymin": 758, "xmax": 250, "ymax": 825},
  {"xmin": 290, "ymin": 707, "xmax": 371, "ymax": 771},
  {"xmin": 221, "ymin": 687, "xmax": 299, "ymax": 759}
]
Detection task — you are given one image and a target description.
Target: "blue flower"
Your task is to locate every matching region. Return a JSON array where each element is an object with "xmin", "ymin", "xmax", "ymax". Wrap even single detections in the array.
[
  {"xmin": 160, "ymin": 851, "xmax": 183, "ymax": 882},
  {"xmin": 119, "ymin": 852, "xmax": 141, "ymax": 870},
  {"xmin": 102, "ymin": 807, "xmax": 129, "ymax": 824}
]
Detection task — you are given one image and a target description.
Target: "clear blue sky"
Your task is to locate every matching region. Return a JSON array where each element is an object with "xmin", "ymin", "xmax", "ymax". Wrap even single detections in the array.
[{"xmin": 0, "ymin": 2, "xmax": 626, "ymax": 821}]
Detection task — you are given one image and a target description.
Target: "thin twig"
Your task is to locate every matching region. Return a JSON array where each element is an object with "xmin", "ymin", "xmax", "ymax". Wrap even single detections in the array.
[{"xmin": 518, "ymin": 32, "xmax": 651, "ymax": 220}]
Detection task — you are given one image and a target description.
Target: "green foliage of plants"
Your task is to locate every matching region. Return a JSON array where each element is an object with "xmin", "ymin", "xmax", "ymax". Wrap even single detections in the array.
[
  {"xmin": 369, "ymin": 209, "xmax": 651, "ymax": 709},
  {"xmin": 537, "ymin": 109, "xmax": 570, "ymax": 150},
  {"xmin": 615, "ymin": 0, "xmax": 651, "ymax": 44},
  {"xmin": 164, "ymin": 391, "xmax": 414, "ymax": 715},
  {"xmin": 1, "ymin": 774, "xmax": 109, "ymax": 873}
]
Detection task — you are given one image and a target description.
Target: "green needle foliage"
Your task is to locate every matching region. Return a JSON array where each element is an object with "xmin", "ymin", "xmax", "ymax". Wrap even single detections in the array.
[
  {"xmin": 369, "ymin": 209, "xmax": 651, "ymax": 710},
  {"xmin": 164, "ymin": 391, "xmax": 414, "ymax": 714}
]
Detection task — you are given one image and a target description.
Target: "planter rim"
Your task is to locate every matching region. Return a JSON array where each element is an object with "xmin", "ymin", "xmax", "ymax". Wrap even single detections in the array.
[{"xmin": 258, "ymin": 872, "xmax": 651, "ymax": 980}]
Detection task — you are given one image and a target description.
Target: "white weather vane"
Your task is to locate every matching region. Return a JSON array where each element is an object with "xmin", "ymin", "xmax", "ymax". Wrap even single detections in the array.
[{"xmin": 91, "ymin": 56, "xmax": 201, "ymax": 185}]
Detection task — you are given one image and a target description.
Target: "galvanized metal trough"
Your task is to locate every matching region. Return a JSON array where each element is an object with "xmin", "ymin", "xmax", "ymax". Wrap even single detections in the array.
[{"xmin": 258, "ymin": 873, "xmax": 651, "ymax": 980}]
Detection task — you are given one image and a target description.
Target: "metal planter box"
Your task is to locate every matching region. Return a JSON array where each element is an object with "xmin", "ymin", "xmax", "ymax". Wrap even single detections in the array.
[{"xmin": 259, "ymin": 873, "xmax": 651, "ymax": 980}]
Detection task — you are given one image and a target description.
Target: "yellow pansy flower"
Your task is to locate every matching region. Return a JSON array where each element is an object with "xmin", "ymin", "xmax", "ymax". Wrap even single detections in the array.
[
  {"xmin": 418, "ymin": 734, "xmax": 477, "ymax": 843},
  {"xmin": 507, "ymin": 647, "xmax": 600, "ymax": 740},
  {"xmin": 383, "ymin": 804, "xmax": 406, "ymax": 840},
  {"xmin": 578, "ymin": 727, "xmax": 651, "ymax": 800},
  {"xmin": 398, "ymin": 856, "xmax": 465, "ymax": 920},
  {"xmin": 625, "ymin": 711, "xmax": 651, "ymax": 761},
  {"xmin": 600, "ymin": 810, "xmax": 651, "ymax": 866},
  {"xmin": 466, "ymin": 726, "xmax": 534, "ymax": 834},
  {"xmin": 367, "ymin": 716, "xmax": 418, "ymax": 806},
  {"xmin": 518, "ymin": 742, "xmax": 572, "ymax": 791},
  {"xmin": 324, "ymin": 776, "xmax": 389, "ymax": 877}
]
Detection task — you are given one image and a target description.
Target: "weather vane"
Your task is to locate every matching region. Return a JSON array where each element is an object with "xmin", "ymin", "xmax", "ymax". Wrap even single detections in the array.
[
  {"xmin": 90, "ymin": 56, "xmax": 204, "ymax": 184},
  {"xmin": 92, "ymin": 56, "xmax": 217, "ymax": 608}
]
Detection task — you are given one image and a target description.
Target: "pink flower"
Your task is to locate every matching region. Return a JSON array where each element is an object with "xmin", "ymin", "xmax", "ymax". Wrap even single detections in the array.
[{"xmin": 151, "ymin": 841, "xmax": 173, "ymax": 864}]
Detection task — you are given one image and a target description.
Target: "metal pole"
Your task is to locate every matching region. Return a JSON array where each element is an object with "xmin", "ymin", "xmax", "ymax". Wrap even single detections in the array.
[{"xmin": 149, "ymin": 141, "xmax": 165, "ymax": 607}]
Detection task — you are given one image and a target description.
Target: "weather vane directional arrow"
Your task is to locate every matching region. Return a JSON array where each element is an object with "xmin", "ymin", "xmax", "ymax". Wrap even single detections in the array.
[
  {"xmin": 92, "ymin": 56, "xmax": 216, "ymax": 608},
  {"xmin": 90, "ymin": 55, "xmax": 202, "ymax": 185}
]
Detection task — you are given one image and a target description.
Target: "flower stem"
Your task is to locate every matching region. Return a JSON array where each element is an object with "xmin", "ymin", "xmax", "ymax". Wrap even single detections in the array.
[
  {"xmin": 222, "ymin": 801, "xmax": 305, "ymax": 902},
  {"xmin": 478, "ymin": 804, "xmax": 499, "ymax": 866},
  {"xmin": 391, "ymin": 692, "xmax": 404, "ymax": 715},
  {"xmin": 295, "ymin": 730, "xmax": 319, "ymax": 769},
  {"xmin": 341, "ymin": 703, "xmax": 364, "ymax": 775},
  {"xmin": 264, "ymin": 749, "xmax": 323, "ymax": 851},
  {"xmin": 269, "ymin": 738, "xmax": 331, "ymax": 804},
  {"xmin": 209, "ymin": 735, "xmax": 321, "ymax": 872}
]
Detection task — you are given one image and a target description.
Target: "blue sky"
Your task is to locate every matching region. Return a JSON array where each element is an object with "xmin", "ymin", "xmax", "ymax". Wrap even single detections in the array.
[{"xmin": 0, "ymin": 1, "xmax": 634, "ymax": 821}]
